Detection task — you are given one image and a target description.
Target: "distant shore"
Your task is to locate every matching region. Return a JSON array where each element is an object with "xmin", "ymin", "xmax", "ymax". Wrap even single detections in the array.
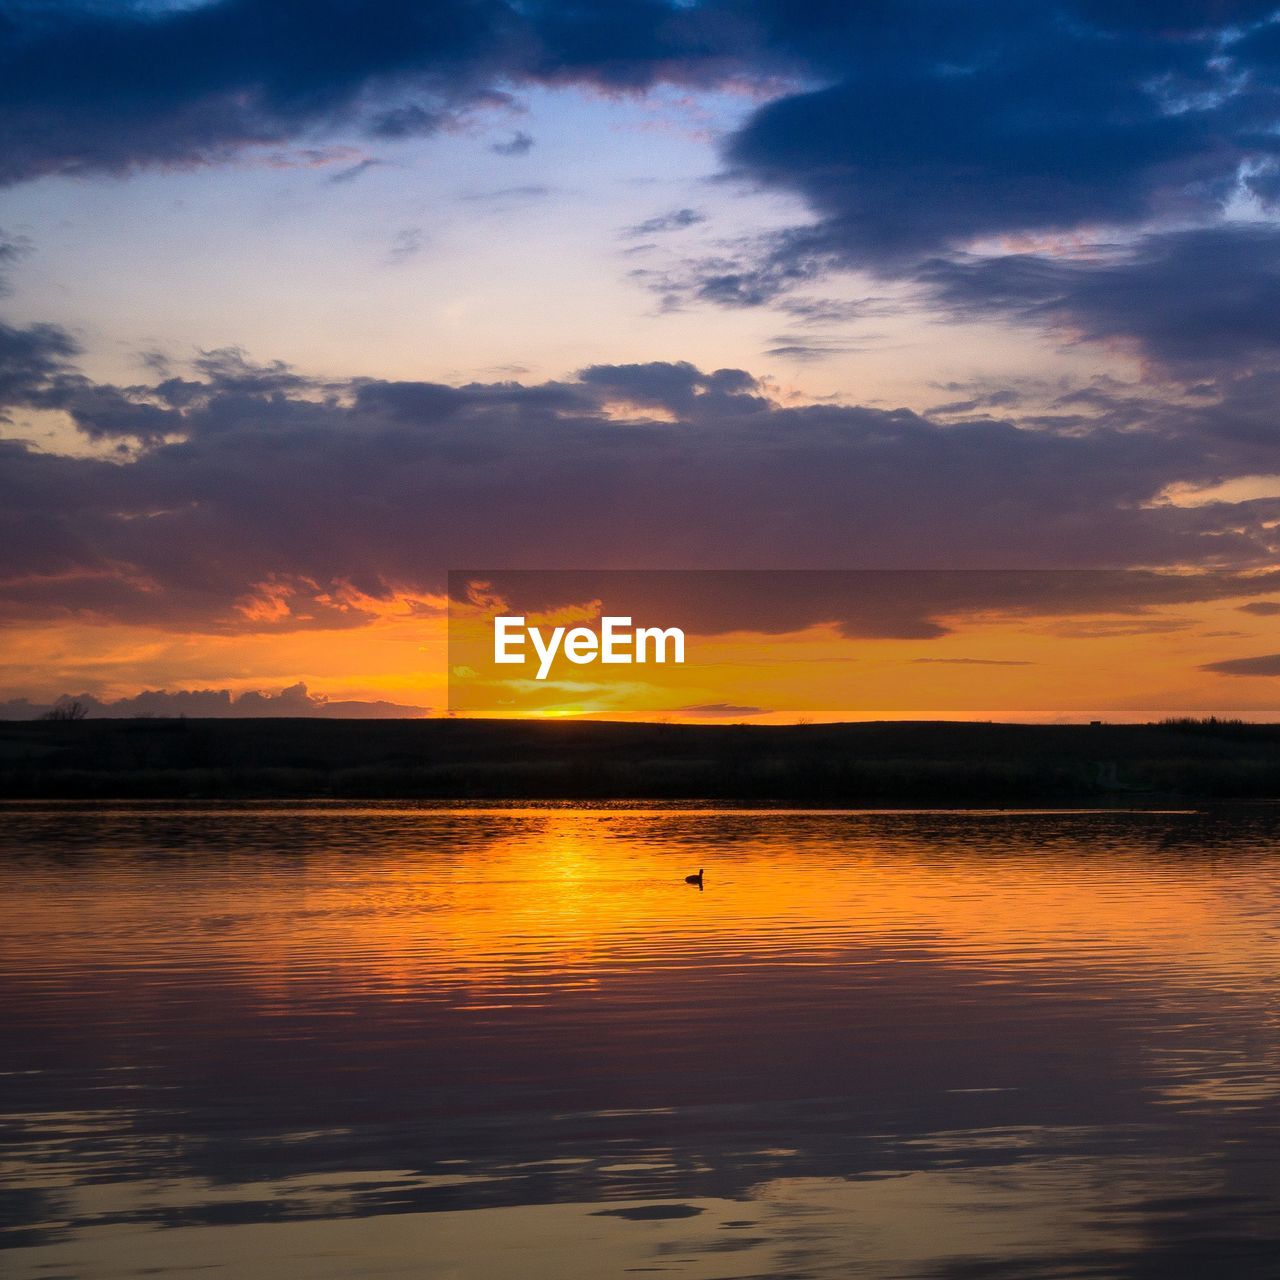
[{"xmin": 2, "ymin": 717, "xmax": 1280, "ymax": 803}]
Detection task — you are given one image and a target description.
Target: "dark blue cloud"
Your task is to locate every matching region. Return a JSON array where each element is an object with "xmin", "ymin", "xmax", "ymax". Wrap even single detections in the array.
[
  {"xmin": 0, "ymin": 319, "xmax": 80, "ymax": 411},
  {"xmin": 524, "ymin": 0, "xmax": 750, "ymax": 87},
  {"xmin": 722, "ymin": 2, "xmax": 1280, "ymax": 265},
  {"xmin": 726, "ymin": 54, "xmax": 1237, "ymax": 268},
  {"xmin": 8, "ymin": 0, "xmax": 1275, "ymax": 208},
  {"xmin": 577, "ymin": 360, "xmax": 769, "ymax": 416},
  {"xmin": 0, "ymin": 0, "xmax": 740, "ymax": 183},
  {"xmin": 628, "ymin": 2, "xmax": 1280, "ymax": 373},
  {"xmin": 919, "ymin": 226, "xmax": 1280, "ymax": 371},
  {"xmin": 0, "ymin": 0, "xmax": 540, "ymax": 182}
]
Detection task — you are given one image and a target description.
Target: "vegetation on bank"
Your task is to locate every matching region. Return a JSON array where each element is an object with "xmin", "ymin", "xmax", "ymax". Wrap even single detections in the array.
[{"xmin": 2, "ymin": 717, "xmax": 1280, "ymax": 802}]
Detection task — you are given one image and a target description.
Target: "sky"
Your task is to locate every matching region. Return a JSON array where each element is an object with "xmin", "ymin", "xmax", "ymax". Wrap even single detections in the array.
[{"xmin": 5, "ymin": 0, "xmax": 1280, "ymax": 719}]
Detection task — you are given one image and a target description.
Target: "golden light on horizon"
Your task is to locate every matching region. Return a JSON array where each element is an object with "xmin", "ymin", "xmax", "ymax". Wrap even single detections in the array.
[
  {"xmin": 6, "ymin": 575, "xmax": 1280, "ymax": 723},
  {"xmin": 446, "ymin": 582, "xmax": 1280, "ymax": 724}
]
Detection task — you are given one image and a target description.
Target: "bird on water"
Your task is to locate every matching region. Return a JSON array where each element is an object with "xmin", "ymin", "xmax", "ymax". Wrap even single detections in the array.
[{"xmin": 685, "ymin": 868, "xmax": 704, "ymax": 887}]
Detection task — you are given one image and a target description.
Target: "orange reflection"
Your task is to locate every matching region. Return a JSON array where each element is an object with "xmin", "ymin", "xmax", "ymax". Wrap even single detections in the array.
[{"xmin": 4, "ymin": 808, "xmax": 1277, "ymax": 1012}]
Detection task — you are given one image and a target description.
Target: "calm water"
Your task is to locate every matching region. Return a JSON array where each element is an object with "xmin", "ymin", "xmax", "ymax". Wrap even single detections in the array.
[{"xmin": 2, "ymin": 803, "xmax": 1279, "ymax": 1279}]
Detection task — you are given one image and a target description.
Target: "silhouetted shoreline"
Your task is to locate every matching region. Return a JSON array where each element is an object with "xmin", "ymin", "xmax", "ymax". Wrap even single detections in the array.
[{"xmin": 3, "ymin": 717, "xmax": 1280, "ymax": 803}]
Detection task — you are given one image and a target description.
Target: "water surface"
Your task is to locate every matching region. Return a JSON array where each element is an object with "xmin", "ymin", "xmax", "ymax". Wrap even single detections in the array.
[{"xmin": 2, "ymin": 803, "xmax": 1279, "ymax": 1278}]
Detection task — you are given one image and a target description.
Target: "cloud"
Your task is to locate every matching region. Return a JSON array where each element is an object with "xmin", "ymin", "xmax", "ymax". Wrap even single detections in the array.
[
  {"xmin": 9, "ymin": 0, "xmax": 1280, "ymax": 406},
  {"xmin": 491, "ymin": 130, "xmax": 533, "ymax": 156},
  {"xmin": 365, "ymin": 101, "xmax": 455, "ymax": 140},
  {"xmin": 763, "ymin": 335, "xmax": 860, "ymax": 362},
  {"xmin": 919, "ymin": 227, "xmax": 1280, "ymax": 374},
  {"xmin": 11, "ymin": 1, "xmax": 1273, "ymax": 220},
  {"xmin": 927, "ymin": 388, "xmax": 1024, "ymax": 417},
  {"xmin": 624, "ymin": 207, "xmax": 706, "ymax": 237},
  {"xmin": 0, "ymin": 319, "xmax": 81, "ymax": 412},
  {"xmin": 637, "ymin": 240, "xmax": 826, "ymax": 310},
  {"xmin": 0, "ymin": 1, "xmax": 501, "ymax": 182},
  {"xmin": 777, "ymin": 296, "xmax": 887, "ymax": 326},
  {"xmin": 7, "ymin": 337, "xmax": 1280, "ymax": 635},
  {"xmin": 675, "ymin": 703, "xmax": 766, "ymax": 718},
  {"xmin": 576, "ymin": 359, "xmax": 769, "ymax": 417},
  {"xmin": 0, "ymin": 230, "xmax": 31, "ymax": 295},
  {"xmin": 1238, "ymin": 601, "xmax": 1280, "ymax": 616},
  {"xmin": 703, "ymin": 4, "xmax": 1280, "ymax": 283},
  {"xmin": 0, "ymin": 0, "xmax": 749, "ymax": 186},
  {"xmin": 531, "ymin": 3, "xmax": 1280, "ymax": 388},
  {"xmin": 457, "ymin": 570, "xmax": 1280, "ymax": 645},
  {"xmin": 327, "ymin": 157, "xmax": 384, "ymax": 184},
  {"xmin": 1201, "ymin": 654, "xmax": 1280, "ymax": 676},
  {"xmin": 0, "ymin": 682, "xmax": 427, "ymax": 720},
  {"xmin": 664, "ymin": 222, "xmax": 1280, "ymax": 383},
  {"xmin": 459, "ymin": 184, "xmax": 552, "ymax": 203},
  {"xmin": 387, "ymin": 226, "xmax": 424, "ymax": 263},
  {"xmin": 726, "ymin": 67, "xmax": 1232, "ymax": 272},
  {"xmin": 908, "ymin": 658, "xmax": 1034, "ymax": 666}
]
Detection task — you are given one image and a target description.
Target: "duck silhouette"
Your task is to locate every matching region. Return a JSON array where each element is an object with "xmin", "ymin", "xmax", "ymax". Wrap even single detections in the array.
[{"xmin": 684, "ymin": 867, "xmax": 704, "ymax": 888}]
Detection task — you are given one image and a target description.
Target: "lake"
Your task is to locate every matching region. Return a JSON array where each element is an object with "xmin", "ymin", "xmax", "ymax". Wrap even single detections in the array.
[{"xmin": 2, "ymin": 802, "xmax": 1279, "ymax": 1278}]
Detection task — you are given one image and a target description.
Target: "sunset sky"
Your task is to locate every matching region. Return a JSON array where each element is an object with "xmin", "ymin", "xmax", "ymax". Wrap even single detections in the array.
[{"xmin": 6, "ymin": 0, "xmax": 1280, "ymax": 719}]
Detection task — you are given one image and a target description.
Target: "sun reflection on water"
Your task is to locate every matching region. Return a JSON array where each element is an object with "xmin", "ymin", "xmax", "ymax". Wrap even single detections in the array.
[{"xmin": 2, "ymin": 803, "xmax": 1279, "ymax": 1279}]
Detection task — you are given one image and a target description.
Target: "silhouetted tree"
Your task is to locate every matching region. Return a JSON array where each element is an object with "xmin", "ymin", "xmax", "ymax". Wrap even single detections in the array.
[{"xmin": 40, "ymin": 700, "xmax": 87, "ymax": 721}]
